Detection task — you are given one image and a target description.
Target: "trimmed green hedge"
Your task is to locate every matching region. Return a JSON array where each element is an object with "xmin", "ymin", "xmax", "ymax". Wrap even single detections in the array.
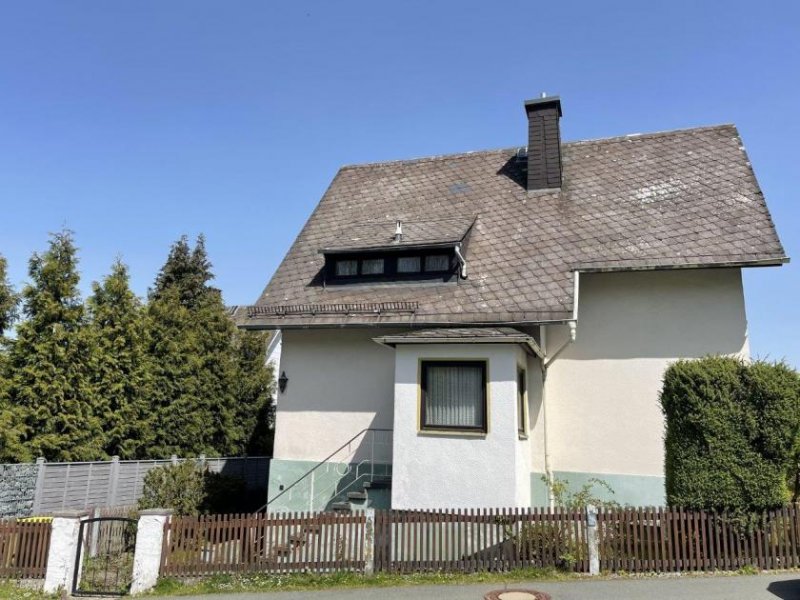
[{"xmin": 661, "ymin": 356, "xmax": 800, "ymax": 513}]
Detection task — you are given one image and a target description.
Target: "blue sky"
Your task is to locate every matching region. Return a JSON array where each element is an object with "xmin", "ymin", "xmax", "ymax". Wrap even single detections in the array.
[{"xmin": 0, "ymin": 1, "xmax": 797, "ymax": 366}]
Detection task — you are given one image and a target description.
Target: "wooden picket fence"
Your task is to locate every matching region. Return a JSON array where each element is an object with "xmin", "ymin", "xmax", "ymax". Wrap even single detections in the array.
[
  {"xmin": 160, "ymin": 512, "xmax": 367, "ymax": 576},
  {"xmin": 158, "ymin": 505, "xmax": 800, "ymax": 577},
  {"xmin": 0, "ymin": 518, "xmax": 52, "ymax": 579},
  {"xmin": 375, "ymin": 507, "xmax": 587, "ymax": 572},
  {"xmin": 597, "ymin": 505, "xmax": 800, "ymax": 572}
]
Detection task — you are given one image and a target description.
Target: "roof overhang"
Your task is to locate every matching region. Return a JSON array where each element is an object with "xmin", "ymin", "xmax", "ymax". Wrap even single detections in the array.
[{"xmin": 373, "ymin": 327, "xmax": 544, "ymax": 359}]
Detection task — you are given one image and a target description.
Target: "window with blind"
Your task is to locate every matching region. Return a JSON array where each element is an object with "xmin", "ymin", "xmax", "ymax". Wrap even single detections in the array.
[{"xmin": 420, "ymin": 360, "xmax": 487, "ymax": 432}]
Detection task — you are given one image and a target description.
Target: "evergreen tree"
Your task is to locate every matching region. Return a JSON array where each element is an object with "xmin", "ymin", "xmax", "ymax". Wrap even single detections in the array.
[
  {"xmin": 8, "ymin": 231, "xmax": 105, "ymax": 461},
  {"xmin": 236, "ymin": 330, "xmax": 275, "ymax": 456},
  {"xmin": 0, "ymin": 255, "xmax": 18, "ymax": 337},
  {"xmin": 144, "ymin": 235, "xmax": 236, "ymax": 457},
  {"xmin": 87, "ymin": 259, "xmax": 148, "ymax": 459},
  {"xmin": 0, "ymin": 254, "xmax": 25, "ymax": 462},
  {"xmin": 150, "ymin": 234, "xmax": 213, "ymax": 309}
]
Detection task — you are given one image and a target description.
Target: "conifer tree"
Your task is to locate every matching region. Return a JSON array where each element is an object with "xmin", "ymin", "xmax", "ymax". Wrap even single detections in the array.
[
  {"xmin": 87, "ymin": 259, "xmax": 148, "ymax": 459},
  {"xmin": 0, "ymin": 254, "xmax": 25, "ymax": 462},
  {"xmin": 145, "ymin": 235, "xmax": 236, "ymax": 457},
  {"xmin": 236, "ymin": 330, "xmax": 275, "ymax": 456},
  {"xmin": 0, "ymin": 255, "xmax": 18, "ymax": 337},
  {"xmin": 8, "ymin": 231, "xmax": 105, "ymax": 461}
]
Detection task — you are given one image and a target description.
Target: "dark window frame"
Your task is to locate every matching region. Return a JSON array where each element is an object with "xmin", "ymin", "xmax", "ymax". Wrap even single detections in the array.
[
  {"xmin": 420, "ymin": 359, "xmax": 488, "ymax": 433},
  {"xmin": 517, "ymin": 368, "xmax": 527, "ymax": 436},
  {"xmin": 324, "ymin": 248, "xmax": 457, "ymax": 284}
]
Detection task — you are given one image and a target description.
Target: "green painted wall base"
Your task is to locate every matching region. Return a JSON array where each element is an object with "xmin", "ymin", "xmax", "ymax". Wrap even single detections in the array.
[
  {"xmin": 531, "ymin": 471, "xmax": 665, "ymax": 507},
  {"xmin": 267, "ymin": 458, "xmax": 392, "ymax": 512}
]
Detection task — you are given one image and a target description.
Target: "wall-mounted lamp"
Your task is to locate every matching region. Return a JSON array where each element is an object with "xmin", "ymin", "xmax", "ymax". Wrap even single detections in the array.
[{"xmin": 278, "ymin": 371, "xmax": 289, "ymax": 393}]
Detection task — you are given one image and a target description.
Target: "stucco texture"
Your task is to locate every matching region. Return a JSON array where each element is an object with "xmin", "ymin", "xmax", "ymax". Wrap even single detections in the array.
[{"xmin": 540, "ymin": 268, "xmax": 749, "ymax": 503}]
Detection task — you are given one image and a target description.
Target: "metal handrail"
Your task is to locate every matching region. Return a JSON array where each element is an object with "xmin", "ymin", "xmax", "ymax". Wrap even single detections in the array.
[{"xmin": 256, "ymin": 428, "xmax": 392, "ymax": 513}]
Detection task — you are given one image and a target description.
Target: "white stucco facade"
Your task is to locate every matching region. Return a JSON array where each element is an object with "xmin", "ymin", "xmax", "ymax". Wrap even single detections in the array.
[
  {"xmin": 272, "ymin": 328, "xmax": 398, "ymax": 463},
  {"xmin": 269, "ymin": 267, "xmax": 750, "ymax": 509},
  {"xmin": 542, "ymin": 268, "xmax": 749, "ymax": 484},
  {"xmin": 390, "ymin": 343, "xmax": 532, "ymax": 509}
]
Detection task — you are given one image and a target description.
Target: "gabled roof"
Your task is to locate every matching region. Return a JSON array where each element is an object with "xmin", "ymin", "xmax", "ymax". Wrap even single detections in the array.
[{"xmin": 245, "ymin": 124, "xmax": 787, "ymax": 328}]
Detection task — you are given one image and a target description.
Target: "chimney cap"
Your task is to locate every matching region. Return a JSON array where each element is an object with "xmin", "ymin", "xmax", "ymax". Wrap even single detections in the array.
[{"xmin": 524, "ymin": 95, "xmax": 562, "ymax": 116}]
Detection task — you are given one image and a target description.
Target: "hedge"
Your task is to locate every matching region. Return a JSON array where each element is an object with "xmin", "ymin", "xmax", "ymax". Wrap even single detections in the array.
[{"xmin": 661, "ymin": 356, "xmax": 800, "ymax": 514}]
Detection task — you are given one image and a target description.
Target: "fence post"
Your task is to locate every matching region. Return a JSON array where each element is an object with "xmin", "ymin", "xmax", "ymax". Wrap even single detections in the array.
[
  {"xmin": 363, "ymin": 508, "xmax": 376, "ymax": 575},
  {"xmin": 31, "ymin": 457, "xmax": 46, "ymax": 515},
  {"xmin": 586, "ymin": 504, "xmax": 599, "ymax": 576},
  {"xmin": 130, "ymin": 508, "xmax": 173, "ymax": 595},
  {"xmin": 107, "ymin": 455, "xmax": 120, "ymax": 507},
  {"xmin": 43, "ymin": 510, "xmax": 87, "ymax": 594}
]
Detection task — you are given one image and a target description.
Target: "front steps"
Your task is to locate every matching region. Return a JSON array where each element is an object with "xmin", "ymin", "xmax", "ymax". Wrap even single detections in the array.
[{"xmin": 331, "ymin": 476, "xmax": 392, "ymax": 512}]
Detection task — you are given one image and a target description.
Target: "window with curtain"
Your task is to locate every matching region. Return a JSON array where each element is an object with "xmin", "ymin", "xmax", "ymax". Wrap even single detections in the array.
[
  {"xmin": 421, "ymin": 361, "xmax": 487, "ymax": 432},
  {"xmin": 361, "ymin": 258, "xmax": 384, "ymax": 274},
  {"xmin": 517, "ymin": 368, "xmax": 527, "ymax": 435},
  {"xmin": 424, "ymin": 254, "xmax": 450, "ymax": 272},
  {"xmin": 335, "ymin": 259, "xmax": 358, "ymax": 276},
  {"xmin": 397, "ymin": 256, "xmax": 421, "ymax": 273}
]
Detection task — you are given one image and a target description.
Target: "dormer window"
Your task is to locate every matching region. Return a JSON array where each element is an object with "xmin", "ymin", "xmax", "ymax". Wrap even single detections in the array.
[
  {"xmin": 335, "ymin": 260, "xmax": 358, "ymax": 276},
  {"xmin": 319, "ymin": 216, "xmax": 475, "ymax": 285},
  {"xmin": 362, "ymin": 258, "xmax": 385, "ymax": 275},
  {"xmin": 397, "ymin": 256, "xmax": 421, "ymax": 273},
  {"xmin": 425, "ymin": 255, "xmax": 450, "ymax": 272}
]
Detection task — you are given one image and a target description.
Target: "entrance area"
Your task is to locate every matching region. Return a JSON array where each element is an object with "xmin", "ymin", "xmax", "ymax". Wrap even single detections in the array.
[{"xmin": 72, "ymin": 517, "xmax": 137, "ymax": 596}]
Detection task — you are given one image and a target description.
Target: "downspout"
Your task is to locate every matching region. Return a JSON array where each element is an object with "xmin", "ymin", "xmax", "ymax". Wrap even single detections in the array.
[
  {"xmin": 540, "ymin": 271, "xmax": 580, "ymax": 507},
  {"xmin": 454, "ymin": 244, "xmax": 468, "ymax": 279}
]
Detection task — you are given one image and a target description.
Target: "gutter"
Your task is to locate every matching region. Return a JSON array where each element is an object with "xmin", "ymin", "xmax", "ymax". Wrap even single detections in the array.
[{"xmin": 540, "ymin": 271, "xmax": 580, "ymax": 507}]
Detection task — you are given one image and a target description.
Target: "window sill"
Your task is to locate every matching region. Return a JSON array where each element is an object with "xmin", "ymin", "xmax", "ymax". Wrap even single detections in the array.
[{"xmin": 418, "ymin": 428, "xmax": 487, "ymax": 438}]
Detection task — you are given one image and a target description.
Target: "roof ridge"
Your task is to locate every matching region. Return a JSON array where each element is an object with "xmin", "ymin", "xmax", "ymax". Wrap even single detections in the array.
[
  {"xmin": 338, "ymin": 123, "xmax": 737, "ymax": 171},
  {"xmin": 565, "ymin": 123, "xmax": 737, "ymax": 147}
]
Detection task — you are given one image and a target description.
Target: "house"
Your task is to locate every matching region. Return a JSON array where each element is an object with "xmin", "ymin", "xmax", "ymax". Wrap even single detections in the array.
[{"xmin": 237, "ymin": 96, "xmax": 787, "ymax": 512}]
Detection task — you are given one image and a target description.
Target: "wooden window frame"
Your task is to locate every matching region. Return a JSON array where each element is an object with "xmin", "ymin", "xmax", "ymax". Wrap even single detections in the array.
[{"xmin": 419, "ymin": 359, "xmax": 488, "ymax": 433}]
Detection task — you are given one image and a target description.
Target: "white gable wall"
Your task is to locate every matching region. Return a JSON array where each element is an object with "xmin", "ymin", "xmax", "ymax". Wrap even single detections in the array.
[{"xmin": 540, "ymin": 268, "xmax": 749, "ymax": 501}]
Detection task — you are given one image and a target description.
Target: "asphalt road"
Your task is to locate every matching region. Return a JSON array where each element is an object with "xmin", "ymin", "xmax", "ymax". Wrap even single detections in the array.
[{"xmin": 149, "ymin": 572, "xmax": 800, "ymax": 600}]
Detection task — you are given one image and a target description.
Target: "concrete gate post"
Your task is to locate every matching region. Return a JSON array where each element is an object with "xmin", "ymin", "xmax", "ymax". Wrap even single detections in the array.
[
  {"xmin": 130, "ymin": 508, "xmax": 173, "ymax": 595},
  {"xmin": 43, "ymin": 510, "xmax": 88, "ymax": 594}
]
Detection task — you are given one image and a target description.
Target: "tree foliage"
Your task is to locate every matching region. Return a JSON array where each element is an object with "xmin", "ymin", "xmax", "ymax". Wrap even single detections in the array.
[
  {"xmin": 661, "ymin": 356, "xmax": 800, "ymax": 514},
  {"xmin": 88, "ymin": 259, "xmax": 149, "ymax": 459},
  {"xmin": 0, "ymin": 232, "xmax": 275, "ymax": 463}
]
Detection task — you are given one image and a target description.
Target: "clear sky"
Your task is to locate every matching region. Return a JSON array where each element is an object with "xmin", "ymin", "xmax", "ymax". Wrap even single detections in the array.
[{"xmin": 1, "ymin": 1, "xmax": 797, "ymax": 366}]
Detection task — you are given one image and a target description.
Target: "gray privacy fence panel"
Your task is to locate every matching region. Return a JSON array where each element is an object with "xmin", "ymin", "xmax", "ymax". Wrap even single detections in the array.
[{"xmin": 0, "ymin": 456, "xmax": 269, "ymax": 516}]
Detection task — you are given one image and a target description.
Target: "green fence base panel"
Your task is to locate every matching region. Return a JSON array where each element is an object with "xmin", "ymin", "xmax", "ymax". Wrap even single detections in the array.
[{"xmin": 267, "ymin": 458, "xmax": 392, "ymax": 512}]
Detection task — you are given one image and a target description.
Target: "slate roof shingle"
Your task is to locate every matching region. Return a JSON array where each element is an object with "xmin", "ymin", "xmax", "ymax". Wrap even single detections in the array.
[{"xmin": 248, "ymin": 124, "xmax": 787, "ymax": 328}]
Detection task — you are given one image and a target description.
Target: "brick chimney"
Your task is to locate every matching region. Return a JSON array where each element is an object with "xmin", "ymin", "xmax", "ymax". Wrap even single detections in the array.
[{"xmin": 524, "ymin": 95, "xmax": 563, "ymax": 190}]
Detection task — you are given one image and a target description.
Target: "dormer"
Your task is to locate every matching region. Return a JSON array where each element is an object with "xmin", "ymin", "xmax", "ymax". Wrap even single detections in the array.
[{"xmin": 319, "ymin": 216, "xmax": 474, "ymax": 285}]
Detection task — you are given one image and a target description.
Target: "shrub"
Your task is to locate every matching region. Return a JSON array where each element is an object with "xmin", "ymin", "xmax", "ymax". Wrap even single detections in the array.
[
  {"xmin": 138, "ymin": 461, "xmax": 207, "ymax": 516},
  {"xmin": 661, "ymin": 356, "xmax": 800, "ymax": 515},
  {"xmin": 137, "ymin": 461, "xmax": 251, "ymax": 515}
]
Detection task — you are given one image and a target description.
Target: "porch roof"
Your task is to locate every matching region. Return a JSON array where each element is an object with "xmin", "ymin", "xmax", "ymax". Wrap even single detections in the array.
[{"xmin": 372, "ymin": 327, "xmax": 544, "ymax": 358}]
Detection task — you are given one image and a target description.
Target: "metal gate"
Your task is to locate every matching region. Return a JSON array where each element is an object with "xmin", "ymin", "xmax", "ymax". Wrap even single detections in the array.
[{"xmin": 72, "ymin": 517, "xmax": 137, "ymax": 596}]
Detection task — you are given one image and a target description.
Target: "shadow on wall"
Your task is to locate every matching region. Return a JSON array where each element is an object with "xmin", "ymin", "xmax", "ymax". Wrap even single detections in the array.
[
  {"xmin": 552, "ymin": 269, "xmax": 749, "ymax": 361},
  {"xmin": 767, "ymin": 580, "xmax": 800, "ymax": 600}
]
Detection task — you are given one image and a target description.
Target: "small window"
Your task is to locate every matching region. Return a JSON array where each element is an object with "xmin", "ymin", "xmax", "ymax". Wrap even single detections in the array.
[
  {"xmin": 397, "ymin": 256, "xmax": 421, "ymax": 273},
  {"xmin": 517, "ymin": 369, "xmax": 527, "ymax": 436},
  {"xmin": 424, "ymin": 254, "xmax": 450, "ymax": 272},
  {"xmin": 361, "ymin": 258, "xmax": 384, "ymax": 275},
  {"xmin": 421, "ymin": 361, "xmax": 487, "ymax": 432},
  {"xmin": 335, "ymin": 260, "xmax": 358, "ymax": 276}
]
